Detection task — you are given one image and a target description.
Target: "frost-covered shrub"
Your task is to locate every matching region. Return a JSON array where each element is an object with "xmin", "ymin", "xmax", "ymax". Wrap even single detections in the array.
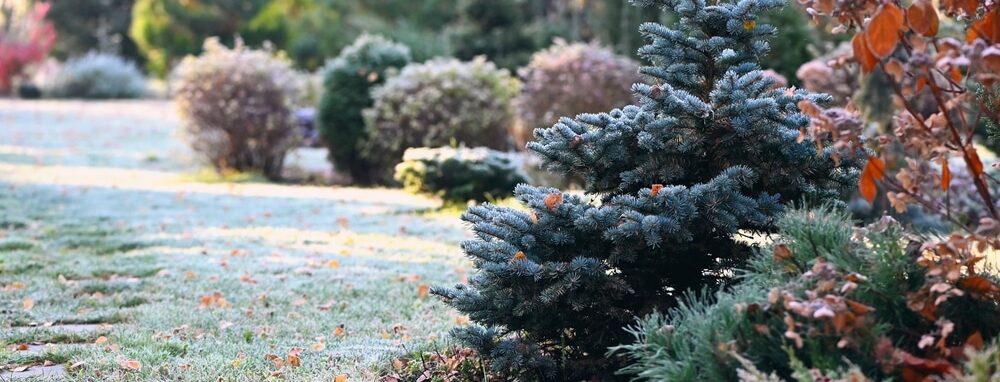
[
  {"xmin": 46, "ymin": 52, "xmax": 146, "ymax": 99},
  {"xmin": 795, "ymin": 44, "xmax": 860, "ymax": 106},
  {"xmin": 363, "ymin": 57, "xmax": 520, "ymax": 184},
  {"xmin": 172, "ymin": 39, "xmax": 302, "ymax": 180},
  {"xmin": 617, "ymin": 209, "xmax": 1000, "ymax": 381},
  {"xmin": 394, "ymin": 146, "xmax": 528, "ymax": 204},
  {"xmin": 318, "ymin": 34, "xmax": 411, "ymax": 185},
  {"xmin": 513, "ymin": 41, "xmax": 638, "ymax": 148}
]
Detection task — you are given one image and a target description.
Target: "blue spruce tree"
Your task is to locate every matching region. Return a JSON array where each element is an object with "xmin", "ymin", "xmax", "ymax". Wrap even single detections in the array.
[{"xmin": 433, "ymin": 0, "xmax": 859, "ymax": 379}]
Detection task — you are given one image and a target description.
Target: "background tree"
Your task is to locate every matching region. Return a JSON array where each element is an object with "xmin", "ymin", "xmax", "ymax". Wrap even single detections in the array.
[
  {"xmin": 129, "ymin": 0, "xmax": 267, "ymax": 77},
  {"xmin": 46, "ymin": 0, "xmax": 141, "ymax": 64},
  {"xmin": 433, "ymin": 0, "xmax": 858, "ymax": 379}
]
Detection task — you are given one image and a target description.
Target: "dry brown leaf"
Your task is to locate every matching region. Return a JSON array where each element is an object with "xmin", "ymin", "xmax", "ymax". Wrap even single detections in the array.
[
  {"xmin": 119, "ymin": 359, "xmax": 142, "ymax": 371},
  {"xmin": 22, "ymin": 297, "xmax": 33, "ymax": 312},
  {"xmin": 416, "ymin": 284, "xmax": 430, "ymax": 299},
  {"xmin": 650, "ymin": 184, "xmax": 664, "ymax": 197},
  {"xmin": 287, "ymin": 347, "xmax": 304, "ymax": 367},
  {"xmin": 865, "ymin": 3, "xmax": 904, "ymax": 59},
  {"xmin": 907, "ymin": 0, "xmax": 939, "ymax": 37},
  {"xmin": 543, "ymin": 192, "xmax": 563, "ymax": 211},
  {"xmin": 852, "ymin": 33, "xmax": 879, "ymax": 73},
  {"xmin": 859, "ymin": 156, "xmax": 886, "ymax": 203}
]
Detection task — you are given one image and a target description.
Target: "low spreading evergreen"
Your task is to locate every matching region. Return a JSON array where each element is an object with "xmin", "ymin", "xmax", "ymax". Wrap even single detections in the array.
[{"xmin": 433, "ymin": 0, "xmax": 858, "ymax": 379}]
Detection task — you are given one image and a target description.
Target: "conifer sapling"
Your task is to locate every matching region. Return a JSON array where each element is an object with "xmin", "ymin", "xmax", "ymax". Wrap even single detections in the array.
[{"xmin": 433, "ymin": 0, "xmax": 859, "ymax": 379}]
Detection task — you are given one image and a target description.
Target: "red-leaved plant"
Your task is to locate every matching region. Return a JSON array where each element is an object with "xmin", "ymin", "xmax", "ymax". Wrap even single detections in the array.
[
  {"xmin": 798, "ymin": 0, "xmax": 999, "ymax": 242},
  {"xmin": 0, "ymin": 2, "xmax": 55, "ymax": 93}
]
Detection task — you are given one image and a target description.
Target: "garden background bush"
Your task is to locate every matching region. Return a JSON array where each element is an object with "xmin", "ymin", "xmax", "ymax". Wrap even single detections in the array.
[
  {"xmin": 45, "ymin": 52, "xmax": 146, "ymax": 99},
  {"xmin": 361, "ymin": 57, "xmax": 520, "ymax": 184},
  {"xmin": 318, "ymin": 34, "xmax": 411, "ymax": 185},
  {"xmin": 172, "ymin": 38, "xmax": 302, "ymax": 180},
  {"xmin": 394, "ymin": 146, "xmax": 528, "ymax": 204}
]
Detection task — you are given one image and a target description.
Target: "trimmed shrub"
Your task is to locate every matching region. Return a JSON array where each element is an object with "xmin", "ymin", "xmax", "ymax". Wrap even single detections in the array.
[
  {"xmin": 394, "ymin": 146, "xmax": 528, "ymax": 204},
  {"xmin": 318, "ymin": 34, "xmax": 411, "ymax": 185},
  {"xmin": 513, "ymin": 41, "xmax": 639, "ymax": 148},
  {"xmin": 46, "ymin": 52, "xmax": 146, "ymax": 99},
  {"xmin": 362, "ymin": 57, "xmax": 520, "ymax": 184},
  {"xmin": 172, "ymin": 38, "xmax": 302, "ymax": 180},
  {"xmin": 617, "ymin": 208, "xmax": 1000, "ymax": 381}
]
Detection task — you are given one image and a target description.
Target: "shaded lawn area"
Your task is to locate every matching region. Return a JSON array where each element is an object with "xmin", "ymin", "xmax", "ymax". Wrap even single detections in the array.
[{"xmin": 0, "ymin": 100, "xmax": 473, "ymax": 381}]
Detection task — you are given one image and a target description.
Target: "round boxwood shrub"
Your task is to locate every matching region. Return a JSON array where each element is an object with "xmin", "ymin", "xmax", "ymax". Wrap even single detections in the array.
[
  {"xmin": 394, "ymin": 146, "xmax": 528, "ymax": 204},
  {"xmin": 513, "ymin": 41, "xmax": 638, "ymax": 148},
  {"xmin": 362, "ymin": 57, "xmax": 520, "ymax": 184},
  {"xmin": 172, "ymin": 38, "xmax": 302, "ymax": 180},
  {"xmin": 46, "ymin": 52, "xmax": 147, "ymax": 99},
  {"xmin": 318, "ymin": 34, "xmax": 411, "ymax": 185}
]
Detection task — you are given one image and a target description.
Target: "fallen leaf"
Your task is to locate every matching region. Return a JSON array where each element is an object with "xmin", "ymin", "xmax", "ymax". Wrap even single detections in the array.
[
  {"xmin": 334, "ymin": 325, "xmax": 346, "ymax": 337},
  {"xmin": 15, "ymin": 343, "xmax": 29, "ymax": 351},
  {"xmin": 22, "ymin": 297, "xmax": 33, "ymax": 312},
  {"xmin": 119, "ymin": 359, "xmax": 142, "ymax": 371},
  {"xmin": 287, "ymin": 347, "xmax": 304, "ymax": 367},
  {"xmin": 511, "ymin": 251, "xmax": 527, "ymax": 262},
  {"xmin": 334, "ymin": 374, "xmax": 349, "ymax": 382},
  {"xmin": 95, "ymin": 336, "xmax": 109, "ymax": 345},
  {"xmin": 416, "ymin": 284, "xmax": 429, "ymax": 299},
  {"xmin": 265, "ymin": 353, "xmax": 284, "ymax": 369}
]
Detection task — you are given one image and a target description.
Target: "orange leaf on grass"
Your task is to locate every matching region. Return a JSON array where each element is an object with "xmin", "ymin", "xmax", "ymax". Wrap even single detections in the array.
[
  {"xmin": 416, "ymin": 284, "xmax": 429, "ymax": 298},
  {"xmin": 865, "ymin": 3, "xmax": 904, "ymax": 58},
  {"xmin": 859, "ymin": 156, "xmax": 886, "ymax": 203},
  {"xmin": 22, "ymin": 297, "xmax": 33, "ymax": 312},
  {"xmin": 334, "ymin": 374, "xmax": 349, "ymax": 382},
  {"xmin": 119, "ymin": 359, "xmax": 142, "ymax": 371},
  {"xmin": 907, "ymin": 0, "xmax": 939, "ymax": 37},
  {"xmin": 852, "ymin": 33, "xmax": 879, "ymax": 73},
  {"xmin": 287, "ymin": 347, "xmax": 304, "ymax": 367}
]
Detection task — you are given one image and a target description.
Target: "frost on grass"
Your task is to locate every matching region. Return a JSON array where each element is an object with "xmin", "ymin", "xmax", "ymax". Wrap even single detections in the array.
[{"xmin": 0, "ymin": 100, "xmax": 473, "ymax": 380}]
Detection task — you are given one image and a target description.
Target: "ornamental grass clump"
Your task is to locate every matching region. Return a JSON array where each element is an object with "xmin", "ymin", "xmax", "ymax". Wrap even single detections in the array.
[
  {"xmin": 431, "ymin": 0, "xmax": 858, "ymax": 379},
  {"xmin": 618, "ymin": 208, "xmax": 1000, "ymax": 381},
  {"xmin": 172, "ymin": 38, "xmax": 302, "ymax": 180},
  {"xmin": 362, "ymin": 57, "xmax": 520, "ymax": 184}
]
